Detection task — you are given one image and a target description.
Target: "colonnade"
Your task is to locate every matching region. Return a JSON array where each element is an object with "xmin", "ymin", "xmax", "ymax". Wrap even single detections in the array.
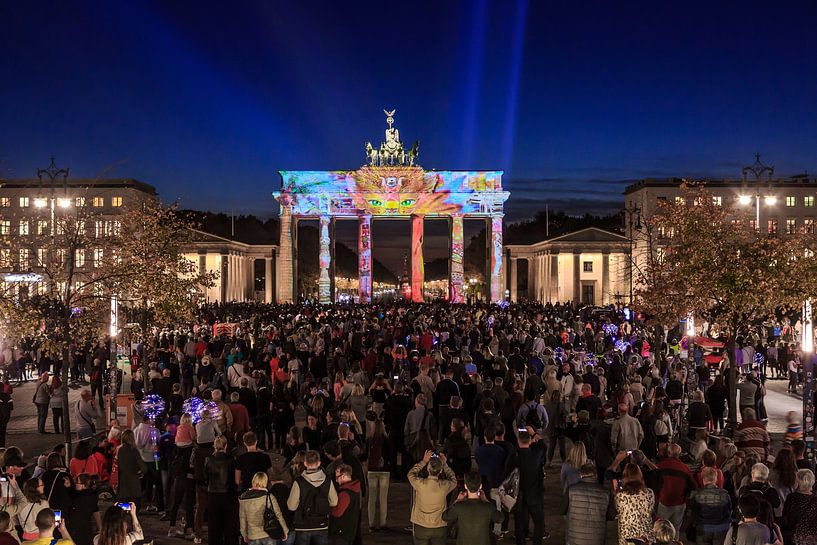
[{"xmin": 276, "ymin": 209, "xmax": 505, "ymax": 304}]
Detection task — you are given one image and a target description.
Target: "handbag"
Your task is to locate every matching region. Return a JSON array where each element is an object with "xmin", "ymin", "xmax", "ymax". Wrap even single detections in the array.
[
  {"xmin": 498, "ymin": 468, "xmax": 519, "ymax": 511},
  {"xmin": 263, "ymin": 493, "xmax": 284, "ymax": 539}
]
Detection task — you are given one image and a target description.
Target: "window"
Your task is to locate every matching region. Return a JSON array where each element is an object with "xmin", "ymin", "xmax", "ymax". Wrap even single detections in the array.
[
  {"xmin": 19, "ymin": 249, "xmax": 29, "ymax": 269},
  {"xmin": 786, "ymin": 218, "xmax": 797, "ymax": 234},
  {"xmin": 92, "ymin": 197, "xmax": 104, "ymax": 207},
  {"xmin": 806, "ymin": 196, "xmax": 815, "ymax": 208},
  {"xmin": 693, "ymin": 196, "xmax": 703, "ymax": 206},
  {"xmin": 37, "ymin": 220, "xmax": 48, "ymax": 236},
  {"xmin": 712, "ymin": 196, "xmax": 722, "ymax": 206},
  {"xmin": 750, "ymin": 219, "xmax": 758, "ymax": 231},
  {"xmin": 95, "ymin": 221, "xmax": 104, "ymax": 238},
  {"xmin": 768, "ymin": 219, "xmax": 778, "ymax": 234},
  {"xmin": 657, "ymin": 196, "xmax": 667, "ymax": 203},
  {"xmin": 36, "ymin": 282, "xmax": 47, "ymax": 295},
  {"xmin": 18, "ymin": 220, "xmax": 28, "ymax": 236},
  {"xmin": 806, "ymin": 218, "xmax": 815, "ymax": 234},
  {"xmin": 112, "ymin": 221, "xmax": 121, "ymax": 236},
  {"xmin": 55, "ymin": 248, "xmax": 66, "ymax": 266},
  {"xmin": 0, "ymin": 198, "xmax": 9, "ymax": 207},
  {"xmin": 37, "ymin": 248, "xmax": 47, "ymax": 266},
  {"xmin": 731, "ymin": 219, "xmax": 741, "ymax": 227},
  {"xmin": 583, "ymin": 261, "xmax": 593, "ymax": 272},
  {"xmin": 0, "ymin": 249, "xmax": 9, "ymax": 268},
  {"xmin": 75, "ymin": 196, "xmax": 86, "ymax": 207},
  {"xmin": 786, "ymin": 196, "xmax": 797, "ymax": 207},
  {"xmin": 675, "ymin": 197, "xmax": 685, "ymax": 205},
  {"xmin": 74, "ymin": 249, "xmax": 85, "ymax": 268},
  {"xmin": 19, "ymin": 197, "xmax": 29, "ymax": 208},
  {"xmin": 76, "ymin": 220, "xmax": 86, "ymax": 236},
  {"xmin": 0, "ymin": 221, "xmax": 9, "ymax": 235},
  {"xmin": 93, "ymin": 248, "xmax": 103, "ymax": 267},
  {"xmin": 111, "ymin": 196, "xmax": 123, "ymax": 207}
]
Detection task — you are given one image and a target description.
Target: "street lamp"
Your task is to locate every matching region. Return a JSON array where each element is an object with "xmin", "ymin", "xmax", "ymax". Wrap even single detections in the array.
[{"xmin": 739, "ymin": 153, "xmax": 775, "ymax": 231}]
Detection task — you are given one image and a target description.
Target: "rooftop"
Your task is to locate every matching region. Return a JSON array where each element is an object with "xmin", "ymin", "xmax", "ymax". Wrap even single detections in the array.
[
  {"xmin": 624, "ymin": 175, "xmax": 815, "ymax": 195},
  {"xmin": 0, "ymin": 178, "xmax": 157, "ymax": 195}
]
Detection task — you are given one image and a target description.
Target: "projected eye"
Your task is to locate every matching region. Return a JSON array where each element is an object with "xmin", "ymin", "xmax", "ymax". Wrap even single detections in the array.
[
  {"xmin": 400, "ymin": 199, "xmax": 416, "ymax": 206},
  {"xmin": 368, "ymin": 199, "xmax": 383, "ymax": 207}
]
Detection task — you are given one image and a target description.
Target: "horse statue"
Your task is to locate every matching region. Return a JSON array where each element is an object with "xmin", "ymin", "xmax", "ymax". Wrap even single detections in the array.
[
  {"xmin": 365, "ymin": 142, "xmax": 379, "ymax": 166},
  {"xmin": 407, "ymin": 140, "xmax": 420, "ymax": 166}
]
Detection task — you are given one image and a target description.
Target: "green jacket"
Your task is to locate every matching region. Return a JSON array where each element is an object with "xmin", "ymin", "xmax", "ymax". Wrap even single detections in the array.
[{"xmin": 442, "ymin": 498, "xmax": 503, "ymax": 545}]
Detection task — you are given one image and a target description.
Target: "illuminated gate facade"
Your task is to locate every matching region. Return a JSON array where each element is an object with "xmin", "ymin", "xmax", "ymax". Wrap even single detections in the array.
[{"xmin": 274, "ymin": 111, "xmax": 509, "ymax": 304}]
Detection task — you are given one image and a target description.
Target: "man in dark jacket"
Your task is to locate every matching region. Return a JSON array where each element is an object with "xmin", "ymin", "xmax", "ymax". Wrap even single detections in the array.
[
  {"xmin": 563, "ymin": 463, "xmax": 615, "ymax": 545},
  {"xmin": 330, "ymin": 464, "xmax": 361, "ymax": 545},
  {"xmin": 287, "ymin": 450, "xmax": 339, "ymax": 544},
  {"xmin": 686, "ymin": 467, "xmax": 731, "ymax": 545},
  {"xmin": 510, "ymin": 430, "xmax": 549, "ymax": 544},
  {"xmin": 442, "ymin": 471, "xmax": 503, "ymax": 545}
]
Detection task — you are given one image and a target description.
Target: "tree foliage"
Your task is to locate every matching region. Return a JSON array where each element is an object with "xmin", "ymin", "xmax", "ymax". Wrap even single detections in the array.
[{"xmin": 635, "ymin": 185, "xmax": 817, "ymax": 333}]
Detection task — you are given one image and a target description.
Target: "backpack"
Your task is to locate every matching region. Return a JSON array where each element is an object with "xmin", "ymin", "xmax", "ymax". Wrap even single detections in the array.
[
  {"xmin": 524, "ymin": 402, "xmax": 543, "ymax": 430},
  {"xmin": 299, "ymin": 477, "xmax": 331, "ymax": 524}
]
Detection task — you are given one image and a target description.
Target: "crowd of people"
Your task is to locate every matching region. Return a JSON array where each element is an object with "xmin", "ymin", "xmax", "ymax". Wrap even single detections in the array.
[{"xmin": 0, "ymin": 300, "xmax": 814, "ymax": 545}]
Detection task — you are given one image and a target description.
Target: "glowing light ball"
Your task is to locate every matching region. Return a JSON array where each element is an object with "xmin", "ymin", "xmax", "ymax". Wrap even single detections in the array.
[
  {"xmin": 137, "ymin": 394, "xmax": 166, "ymax": 422},
  {"xmin": 554, "ymin": 347, "xmax": 564, "ymax": 360},
  {"xmin": 585, "ymin": 352, "xmax": 597, "ymax": 366},
  {"xmin": 183, "ymin": 397, "xmax": 220, "ymax": 424},
  {"xmin": 603, "ymin": 324, "xmax": 618, "ymax": 337},
  {"xmin": 754, "ymin": 352, "xmax": 764, "ymax": 368},
  {"xmin": 615, "ymin": 339, "xmax": 629, "ymax": 353}
]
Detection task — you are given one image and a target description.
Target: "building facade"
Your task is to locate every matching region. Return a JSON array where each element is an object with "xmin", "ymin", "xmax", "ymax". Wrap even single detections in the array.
[{"xmin": 506, "ymin": 227, "xmax": 630, "ymax": 305}]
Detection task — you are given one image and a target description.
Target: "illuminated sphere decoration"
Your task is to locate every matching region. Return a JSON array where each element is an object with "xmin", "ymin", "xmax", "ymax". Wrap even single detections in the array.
[
  {"xmin": 585, "ymin": 352, "xmax": 597, "ymax": 366},
  {"xmin": 183, "ymin": 397, "xmax": 220, "ymax": 424},
  {"xmin": 754, "ymin": 352, "xmax": 764, "ymax": 368},
  {"xmin": 615, "ymin": 339, "xmax": 629, "ymax": 353},
  {"xmin": 137, "ymin": 394, "xmax": 166, "ymax": 422},
  {"xmin": 603, "ymin": 323, "xmax": 618, "ymax": 337}
]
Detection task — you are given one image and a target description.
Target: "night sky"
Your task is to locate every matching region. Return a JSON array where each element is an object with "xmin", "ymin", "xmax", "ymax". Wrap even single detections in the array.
[{"xmin": 2, "ymin": 1, "xmax": 817, "ymax": 225}]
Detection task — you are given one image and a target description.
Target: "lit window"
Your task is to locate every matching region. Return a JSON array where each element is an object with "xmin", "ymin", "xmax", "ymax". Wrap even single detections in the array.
[
  {"xmin": 93, "ymin": 248, "xmax": 103, "ymax": 267},
  {"xmin": 75, "ymin": 249, "xmax": 85, "ymax": 268},
  {"xmin": 112, "ymin": 221, "xmax": 121, "ymax": 235},
  {"xmin": 55, "ymin": 248, "xmax": 66, "ymax": 265},
  {"xmin": 712, "ymin": 196, "xmax": 722, "ymax": 206},
  {"xmin": 786, "ymin": 196, "xmax": 796, "ymax": 207},
  {"xmin": 36, "ymin": 248, "xmax": 47, "ymax": 266},
  {"xmin": 36, "ymin": 282, "xmax": 47, "ymax": 295},
  {"xmin": 18, "ymin": 221, "xmax": 29, "ymax": 236},
  {"xmin": 92, "ymin": 197, "xmax": 104, "ymax": 207},
  {"xmin": 693, "ymin": 197, "xmax": 703, "ymax": 206},
  {"xmin": 731, "ymin": 219, "xmax": 741, "ymax": 227},
  {"xmin": 0, "ymin": 221, "xmax": 9, "ymax": 235},
  {"xmin": 786, "ymin": 218, "xmax": 797, "ymax": 234},
  {"xmin": 0, "ymin": 249, "xmax": 9, "ymax": 267},
  {"xmin": 19, "ymin": 249, "xmax": 29, "ymax": 269},
  {"xmin": 675, "ymin": 197, "xmax": 685, "ymax": 205},
  {"xmin": 95, "ymin": 221, "xmax": 104, "ymax": 238},
  {"xmin": 583, "ymin": 261, "xmax": 593, "ymax": 272},
  {"xmin": 75, "ymin": 197, "xmax": 86, "ymax": 207},
  {"xmin": 806, "ymin": 219, "xmax": 815, "ymax": 234},
  {"xmin": 111, "ymin": 197, "xmax": 123, "ymax": 207},
  {"xmin": 0, "ymin": 198, "xmax": 9, "ymax": 207},
  {"xmin": 19, "ymin": 197, "xmax": 29, "ymax": 208},
  {"xmin": 806, "ymin": 196, "xmax": 816, "ymax": 207},
  {"xmin": 768, "ymin": 219, "xmax": 778, "ymax": 234},
  {"xmin": 55, "ymin": 221, "xmax": 64, "ymax": 236},
  {"xmin": 750, "ymin": 219, "xmax": 758, "ymax": 231},
  {"xmin": 37, "ymin": 220, "xmax": 48, "ymax": 236}
]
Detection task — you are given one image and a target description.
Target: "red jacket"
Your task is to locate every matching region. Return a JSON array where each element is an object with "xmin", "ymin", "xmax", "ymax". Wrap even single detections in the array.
[
  {"xmin": 229, "ymin": 403, "xmax": 250, "ymax": 437},
  {"xmin": 657, "ymin": 456, "xmax": 697, "ymax": 506}
]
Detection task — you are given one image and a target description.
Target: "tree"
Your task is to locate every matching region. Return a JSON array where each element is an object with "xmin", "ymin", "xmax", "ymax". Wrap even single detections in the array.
[
  {"xmin": 635, "ymin": 184, "xmax": 817, "ymax": 425},
  {"xmin": 114, "ymin": 199, "xmax": 218, "ymax": 384}
]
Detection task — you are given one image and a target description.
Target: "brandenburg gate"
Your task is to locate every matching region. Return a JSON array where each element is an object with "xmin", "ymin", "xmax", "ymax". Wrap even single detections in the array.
[{"xmin": 274, "ymin": 111, "xmax": 510, "ymax": 304}]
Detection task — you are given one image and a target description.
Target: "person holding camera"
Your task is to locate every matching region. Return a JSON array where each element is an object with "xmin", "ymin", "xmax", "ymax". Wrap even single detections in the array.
[
  {"xmin": 408, "ymin": 450, "xmax": 457, "ymax": 545},
  {"xmin": 92, "ymin": 504, "xmax": 142, "ymax": 545},
  {"xmin": 22, "ymin": 508, "xmax": 74, "ymax": 545}
]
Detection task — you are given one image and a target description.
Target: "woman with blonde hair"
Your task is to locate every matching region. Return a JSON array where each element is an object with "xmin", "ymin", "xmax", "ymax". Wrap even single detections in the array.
[
  {"xmin": 560, "ymin": 441, "xmax": 588, "ymax": 492},
  {"xmin": 238, "ymin": 472, "xmax": 289, "ymax": 544},
  {"xmin": 348, "ymin": 383, "xmax": 367, "ymax": 425},
  {"xmin": 341, "ymin": 408, "xmax": 363, "ymax": 439}
]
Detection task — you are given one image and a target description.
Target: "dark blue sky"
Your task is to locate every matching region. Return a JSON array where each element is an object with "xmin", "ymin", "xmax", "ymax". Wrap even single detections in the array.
[{"xmin": 2, "ymin": 1, "xmax": 816, "ymax": 222}]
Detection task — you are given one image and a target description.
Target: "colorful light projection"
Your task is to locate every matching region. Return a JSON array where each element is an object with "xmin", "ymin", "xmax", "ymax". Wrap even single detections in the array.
[
  {"xmin": 490, "ymin": 215, "xmax": 504, "ymax": 302},
  {"xmin": 411, "ymin": 214, "xmax": 424, "ymax": 302},
  {"xmin": 358, "ymin": 215, "xmax": 372, "ymax": 303},
  {"xmin": 450, "ymin": 214, "xmax": 465, "ymax": 303},
  {"xmin": 318, "ymin": 216, "xmax": 331, "ymax": 303}
]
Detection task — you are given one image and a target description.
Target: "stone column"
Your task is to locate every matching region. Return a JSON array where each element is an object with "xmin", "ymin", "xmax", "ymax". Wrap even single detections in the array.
[
  {"xmin": 489, "ymin": 214, "xmax": 504, "ymax": 302},
  {"xmin": 277, "ymin": 208, "xmax": 294, "ymax": 303},
  {"xmin": 318, "ymin": 215, "xmax": 331, "ymax": 304},
  {"xmin": 449, "ymin": 213, "xmax": 464, "ymax": 303},
  {"xmin": 573, "ymin": 253, "xmax": 581, "ymax": 303},
  {"xmin": 265, "ymin": 257, "xmax": 273, "ymax": 303},
  {"xmin": 550, "ymin": 251, "xmax": 559, "ymax": 301},
  {"xmin": 220, "ymin": 251, "xmax": 228, "ymax": 302},
  {"xmin": 602, "ymin": 251, "xmax": 610, "ymax": 305},
  {"xmin": 411, "ymin": 214, "xmax": 424, "ymax": 302},
  {"xmin": 526, "ymin": 257, "xmax": 535, "ymax": 301},
  {"xmin": 510, "ymin": 257, "xmax": 518, "ymax": 302},
  {"xmin": 358, "ymin": 215, "xmax": 372, "ymax": 303}
]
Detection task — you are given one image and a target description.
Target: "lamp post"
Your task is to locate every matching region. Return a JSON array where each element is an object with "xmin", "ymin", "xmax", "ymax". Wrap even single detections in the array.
[
  {"xmin": 35, "ymin": 157, "xmax": 74, "ymax": 456},
  {"xmin": 739, "ymin": 153, "xmax": 775, "ymax": 232}
]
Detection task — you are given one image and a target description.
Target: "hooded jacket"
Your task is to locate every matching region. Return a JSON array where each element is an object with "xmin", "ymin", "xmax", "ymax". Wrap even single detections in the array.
[
  {"xmin": 286, "ymin": 469, "xmax": 339, "ymax": 531},
  {"xmin": 330, "ymin": 480, "xmax": 361, "ymax": 541}
]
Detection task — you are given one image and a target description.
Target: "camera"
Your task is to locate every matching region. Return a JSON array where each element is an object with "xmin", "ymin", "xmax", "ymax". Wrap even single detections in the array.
[{"xmin": 54, "ymin": 510, "xmax": 61, "ymax": 525}]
